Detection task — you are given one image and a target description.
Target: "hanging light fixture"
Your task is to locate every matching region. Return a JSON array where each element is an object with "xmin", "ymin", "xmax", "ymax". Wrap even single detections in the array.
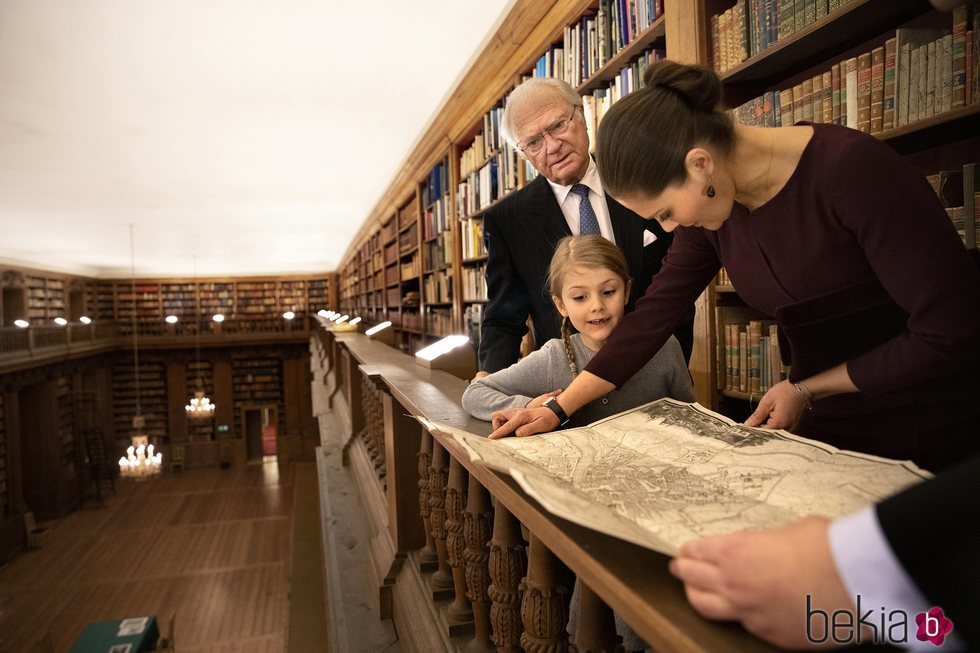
[
  {"xmin": 119, "ymin": 225, "xmax": 162, "ymax": 479},
  {"xmin": 186, "ymin": 254, "xmax": 216, "ymax": 420}
]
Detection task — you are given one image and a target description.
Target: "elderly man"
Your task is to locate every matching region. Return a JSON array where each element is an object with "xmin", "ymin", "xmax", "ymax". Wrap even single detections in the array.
[{"xmin": 477, "ymin": 76, "xmax": 694, "ymax": 375}]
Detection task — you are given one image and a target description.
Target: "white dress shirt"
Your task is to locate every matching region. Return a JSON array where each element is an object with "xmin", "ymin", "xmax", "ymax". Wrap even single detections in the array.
[{"xmin": 546, "ymin": 158, "xmax": 616, "ymax": 243}]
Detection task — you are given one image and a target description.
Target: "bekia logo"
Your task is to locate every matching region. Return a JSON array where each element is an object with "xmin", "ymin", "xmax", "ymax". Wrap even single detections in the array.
[
  {"xmin": 806, "ymin": 595, "xmax": 955, "ymax": 646},
  {"xmin": 916, "ymin": 607, "xmax": 954, "ymax": 646}
]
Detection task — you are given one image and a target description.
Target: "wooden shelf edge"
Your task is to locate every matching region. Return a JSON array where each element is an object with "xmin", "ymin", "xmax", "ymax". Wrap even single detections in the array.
[{"xmin": 578, "ymin": 15, "xmax": 667, "ymax": 95}]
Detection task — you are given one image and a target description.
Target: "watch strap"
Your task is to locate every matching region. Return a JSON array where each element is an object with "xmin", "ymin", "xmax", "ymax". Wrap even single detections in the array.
[{"xmin": 543, "ymin": 396, "xmax": 570, "ymax": 426}]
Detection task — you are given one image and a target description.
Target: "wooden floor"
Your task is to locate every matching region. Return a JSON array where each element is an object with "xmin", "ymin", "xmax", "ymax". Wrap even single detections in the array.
[{"xmin": 0, "ymin": 460, "xmax": 302, "ymax": 653}]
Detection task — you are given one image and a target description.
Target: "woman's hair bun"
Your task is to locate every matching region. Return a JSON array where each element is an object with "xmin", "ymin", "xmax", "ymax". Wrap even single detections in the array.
[{"xmin": 642, "ymin": 60, "xmax": 723, "ymax": 113}]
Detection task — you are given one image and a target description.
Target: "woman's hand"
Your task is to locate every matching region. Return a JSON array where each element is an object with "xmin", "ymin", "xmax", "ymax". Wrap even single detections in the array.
[
  {"xmin": 744, "ymin": 380, "xmax": 808, "ymax": 431},
  {"xmin": 525, "ymin": 389, "xmax": 563, "ymax": 409},
  {"xmin": 489, "ymin": 406, "xmax": 559, "ymax": 439}
]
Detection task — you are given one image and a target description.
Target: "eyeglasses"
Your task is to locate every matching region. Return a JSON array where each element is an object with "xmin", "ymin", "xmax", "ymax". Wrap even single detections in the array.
[{"xmin": 517, "ymin": 110, "xmax": 577, "ymax": 154}]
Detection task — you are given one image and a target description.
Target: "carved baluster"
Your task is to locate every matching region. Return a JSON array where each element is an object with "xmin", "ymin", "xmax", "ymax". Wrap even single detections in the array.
[
  {"xmin": 464, "ymin": 475, "xmax": 494, "ymax": 652},
  {"xmin": 521, "ymin": 533, "xmax": 571, "ymax": 653},
  {"xmin": 570, "ymin": 582, "xmax": 623, "ymax": 653},
  {"xmin": 446, "ymin": 456, "xmax": 473, "ymax": 621},
  {"xmin": 428, "ymin": 439, "xmax": 454, "ymax": 589},
  {"xmin": 417, "ymin": 429, "xmax": 438, "ymax": 567},
  {"xmin": 489, "ymin": 503, "xmax": 526, "ymax": 653}
]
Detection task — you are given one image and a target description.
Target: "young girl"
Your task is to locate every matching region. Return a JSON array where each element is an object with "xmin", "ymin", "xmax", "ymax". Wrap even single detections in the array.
[{"xmin": 463, "ymin": 235, "xmax": 694, "ymax": 427}]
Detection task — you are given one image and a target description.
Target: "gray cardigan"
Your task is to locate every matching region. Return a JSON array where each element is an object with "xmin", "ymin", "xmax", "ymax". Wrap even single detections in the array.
[{"xmin": 462, "ymin": 334, "xmax": 694, "ymax": 428}]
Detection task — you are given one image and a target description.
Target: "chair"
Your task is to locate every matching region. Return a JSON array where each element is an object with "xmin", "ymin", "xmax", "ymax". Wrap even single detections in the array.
[
  {"xmin": 24, "ymin": 511, "xmax": 48, "ymax": 548},
  {"xmin": 156, "ymin": 611, "xmax": 176, "ymax": 652},
  {"xmin": 170, "ymin": 445, "xmax": 185, "ymax": 473}
]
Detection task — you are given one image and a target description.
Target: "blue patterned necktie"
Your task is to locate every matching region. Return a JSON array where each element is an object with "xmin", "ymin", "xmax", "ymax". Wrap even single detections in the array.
[{"xmin": 571, "ymin": 184, "xmax": 601, "ymax": 236}]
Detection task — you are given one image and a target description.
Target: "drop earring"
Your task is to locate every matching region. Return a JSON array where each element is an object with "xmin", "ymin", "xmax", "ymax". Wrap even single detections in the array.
[{"xmin": 705, "ymin": 173, "xmax": 715, "ymax": 198}]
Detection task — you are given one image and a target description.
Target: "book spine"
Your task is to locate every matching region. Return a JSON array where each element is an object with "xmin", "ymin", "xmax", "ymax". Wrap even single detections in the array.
[
  {"xmin": 811, "ymin": 73, "xmax": 823, "ymax": 123},
  {"xmin": 952, "ymin": 6, "xmax": 968, "ymax": 108},
  {"xmin": 779, "ymin": 88, "xmax": 794, "ymax": 126},
  {"xmin": 909, "ymin": 45, "xmax": 921, "ymax": 123},
  {"xmin": 925, "ymin": 39, "xmax": 938, "ymax": 119},
  {"xmin": 801, "ymin": 76, "xmax": 814, "ymax": 122},
  {"xmin": 857, "ymin": 51, "xmax": 872, "ymax": 132},
  {"xmin": 793, "ymin": 82, "xmax": 805, "ymax": 123},
  {"xmin": 821, "ymin": 70, "xmax": 833, "ymax": 123},
  {"xmin": 794, "ymin": 0, "xmax": 805, "ymax": 33},
  {"xmin": 883, "ymin": 37, "xmax": 897, "ymax": 130},
  {"xmin": 831, "ymin": 62, "xmax": 842, "ymax": 124},
  {"xmin": 870, "ymin": 46, "xmax": 885, "ymax": 133},
  {"xmin": 779, "ymin": 0, "xmax": 795, "ymax": 41},
  {"xmin": 845, "ymin": 56, "xmax": 858, "ymax": 128},
  {"xmin": 941, "ymin": 33, "xmax": 953, "ymax": 113}
]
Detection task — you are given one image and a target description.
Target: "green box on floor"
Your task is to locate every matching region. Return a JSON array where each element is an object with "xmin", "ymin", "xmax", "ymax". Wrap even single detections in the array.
[{"xmin": 69, "ymin": 616, "xmax": 159, "ymax": 653}]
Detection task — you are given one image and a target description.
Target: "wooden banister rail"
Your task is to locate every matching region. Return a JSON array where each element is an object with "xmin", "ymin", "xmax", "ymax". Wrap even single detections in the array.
[{"xmin": 316, "ymin": 329, "xmax": 775, "ymax": 652}]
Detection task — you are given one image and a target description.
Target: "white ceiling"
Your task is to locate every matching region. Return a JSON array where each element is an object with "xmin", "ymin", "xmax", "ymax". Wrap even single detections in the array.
[{"xmin": 0, "ymin": 0, "xmax": 515, "ymax": 278}]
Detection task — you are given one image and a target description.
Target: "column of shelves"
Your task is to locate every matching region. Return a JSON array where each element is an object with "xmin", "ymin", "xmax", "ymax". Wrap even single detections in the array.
[
  {"xmin": 231, "ymin": 355, "xmax": 285, "ymax": 440},
  {"xmin": 186, "ymin": 359, "xmax": 215, "ymax": 441},
  {"xmin": 396, "ymin": 194, "xmax": 422, "ymax": 352},
  {"xmin": 199, "ymin": 281, "xmax": 234, "ymax": 325},
  {"xmin": 111, "ymin": 353, "xmax": 168, "ymax": 445},
  {"xmin": 421, "ymin": 156, "xmax": 455, "ymax": 340},
  {"xmin": 235, "ymin": 281, "xmax": 278, "ymax": 332},
  {"xmin": 279, "ymin": 279, "xmax": 306, "ymax": 315},
  {"xmin": 55, "ymin": 376, "xmax": 75, "ymax": 481},
  {"xmin": 162, "ymin": 282, "xmax": 198, "ymax": 327},
  {"xmin": 116, "ymin": 282, "xmax": 162, "ymax": 336},
  {"xmin": 699, "ymin": 0, "xmax": 980, "ymax": 413}
]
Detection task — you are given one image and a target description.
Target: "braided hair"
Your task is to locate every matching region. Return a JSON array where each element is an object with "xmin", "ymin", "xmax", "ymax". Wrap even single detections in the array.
[{"xmin": 546, "ymin": 235, "xmax": 632, "ymax": 377}]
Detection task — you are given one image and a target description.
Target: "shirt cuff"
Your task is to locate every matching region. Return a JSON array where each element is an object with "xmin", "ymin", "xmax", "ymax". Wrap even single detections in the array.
[{"xmin": 829, "ymin": 507, "xmax": 964, "ymax": 651}]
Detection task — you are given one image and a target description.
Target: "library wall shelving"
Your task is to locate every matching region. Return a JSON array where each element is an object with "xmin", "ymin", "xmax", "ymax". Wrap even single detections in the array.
[
  {"xmin": 0, "ymin": 394, "xmax": 6, "ymax": 518},
  {"xmin": 336, "ymin": 0, "xmax": 979, "ymax": 415}
]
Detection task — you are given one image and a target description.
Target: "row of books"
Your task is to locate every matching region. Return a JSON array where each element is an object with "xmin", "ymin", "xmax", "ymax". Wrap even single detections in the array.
[
  {"xmin": 425, "ymin": 308, "xmax": 454, "ymax": 336},
  {"xmin": 423, "ymin": 231, "xmax": 454, "ymax": 271},
  {"xmin": 927, "ymin": 162, "xmax": 980, "ymax": 249},
  {"xmin": 462, "ymin": 264, "xmax": 488, "ymax": 302},
  {"xmin": 533, "ymin": 0, "xmax": 663, "ymax": 89},
  {"xmin": 422, "ymin": 158, "xmax": 450, "ymax": 207},
  {"xmin": 422, "ymin": 270, "xmax": 453, "ymax": 304},
  {"xmin": 582, "ymin": 47, "xmax": 666, "ymax": 148},
  {"xmin": 717, "ymin": 267, "xmax": 732, "ymax": 287},
  {"xmin": 400, "ymin": 255, "xmax": 420, "ymax": 282},
  {"xmin": 720, "ymin": 319, "xmax": 791, "ymax": 395},
  {"xmin": 459, "ymin": 215, "xmax": 487, "ymax": 262},
  {"xmin": 422, "ymin": 196, "xmax": 451, "ymax": 242},
  {"xmin": 712, "ymin": 0, "xmax": 858, "ymax": 73},
  {"xmin": 459, "ymin": 106, "xmax": 508, "ymax": 179},
  {"xmin": 731, "ymin": 14, "xmax": 980, "ymax": 132},
  {"xmin": 456, "ymin": 149, "xmax": 521, "ymax": 219}
]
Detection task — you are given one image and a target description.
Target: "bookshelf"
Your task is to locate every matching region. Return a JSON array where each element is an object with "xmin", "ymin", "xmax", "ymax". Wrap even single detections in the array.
[
  {"xmin": 231, "ymin": 354, "xmax": 286, "ymax": 438},
  {"xmin": 186, "ymin": 359, "xmax": 215, "ymax": 441},
  {"xmin": 334, "ymin": 0, "xmax": 980, "ymax": 421},
  {"xmin": 112, "ymin": 353, "xmax": 168, "ymax": 445},
  {"xmin": 55, "ymin": 376, "xmax": 76, "ymax": 481},
  {"xmin": 697, "ymin": 0, "xmax": 980, "ymax": 411}
]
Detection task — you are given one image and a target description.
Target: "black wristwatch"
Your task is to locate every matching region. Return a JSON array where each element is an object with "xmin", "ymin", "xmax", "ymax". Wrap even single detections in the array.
[{"xmin": 542, "ymin": 396, "xmax": 571, "ymax": 427}]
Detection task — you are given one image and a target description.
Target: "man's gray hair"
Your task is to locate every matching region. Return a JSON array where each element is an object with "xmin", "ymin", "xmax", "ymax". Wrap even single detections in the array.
[{"xmin": 500, "ymin": 77, "xmax": 583, "ymax": 150}]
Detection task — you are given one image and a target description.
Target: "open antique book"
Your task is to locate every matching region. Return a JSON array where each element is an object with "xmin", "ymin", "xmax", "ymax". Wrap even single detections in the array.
[{"xmin": 420, "ymin": 399, "xmax": 931, "ymax": 556}]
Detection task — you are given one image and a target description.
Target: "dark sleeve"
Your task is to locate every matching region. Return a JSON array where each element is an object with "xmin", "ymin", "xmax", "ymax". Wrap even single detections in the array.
[
  {"xmin": 479, "ymin": 209, "xmax": 531, "ymax": 373},
  {"xmin": 585, "ymin": 225, "xmax": 720, "ymax": 387},
  {"xmin": 875, "ymin": 455, "xmax": 980, "ymax": 645},
  {"xmin": 636, "ymin": 225, "xmax": 696, "ymax": 364},
  {"xmin": 832, "ymin": 138, "xmax": 980, "ymax": 395}
]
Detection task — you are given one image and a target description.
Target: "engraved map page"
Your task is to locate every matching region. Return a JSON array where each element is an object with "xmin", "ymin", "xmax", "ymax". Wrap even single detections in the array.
[{"xmin": 420, "ymin": 399, "xmax": 931, "ymax": 556}]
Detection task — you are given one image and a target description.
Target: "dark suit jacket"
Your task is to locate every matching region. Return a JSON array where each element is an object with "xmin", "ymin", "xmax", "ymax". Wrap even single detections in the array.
[
  {"xmin": 876, "ymin": 455, "xmax": 979, "ymax": 647},
  {"xmin": 479, "ymin": 174, "xmax": 694, "ymax": 373}
]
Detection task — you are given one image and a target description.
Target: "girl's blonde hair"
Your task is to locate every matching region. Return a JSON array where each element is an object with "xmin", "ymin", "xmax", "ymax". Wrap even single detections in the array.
[{"xmin": 546, "ymin": 235, "xmax": 632, "ymax": 375}]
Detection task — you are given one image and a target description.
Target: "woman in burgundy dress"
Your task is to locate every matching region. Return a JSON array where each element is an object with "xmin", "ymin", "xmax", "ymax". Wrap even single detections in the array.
[{"xmin": 488, "ymin": 60, "xmax": 980, "ymax": 471}]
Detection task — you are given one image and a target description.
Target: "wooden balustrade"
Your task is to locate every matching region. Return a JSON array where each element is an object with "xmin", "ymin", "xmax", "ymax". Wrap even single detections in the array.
[{"xmin": 313, "ymin": 329, "xmax": 776, "ymax": 653}]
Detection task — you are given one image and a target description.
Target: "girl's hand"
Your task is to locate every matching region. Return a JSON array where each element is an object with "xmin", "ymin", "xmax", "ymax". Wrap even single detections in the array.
[
  {"xmin": 489, "ymin": 407, "xmax": 559, "ymax": 439},
  {"xmin": 744, "ymin": 380, "xmax": 808, "ymax": 431},
  {"xmin": 525, "ymin": 389, "xmax": 563, "ymax": 409}
]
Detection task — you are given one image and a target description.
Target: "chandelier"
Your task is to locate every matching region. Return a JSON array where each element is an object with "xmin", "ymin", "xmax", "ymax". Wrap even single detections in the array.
[
  {"xmin": 119, "ymin": 225, "xmax": 163, "ymax": 479},
  {"xmin": 186, "ymin": 389, "xmax": 215, "ymax": 418},
  {"xmin": 118, "ymin": 432, "xmax": 162, "ymax": 479},
  {"xmin": 186, "ymin": 254, "xmax": 216, "ymax": 420}
]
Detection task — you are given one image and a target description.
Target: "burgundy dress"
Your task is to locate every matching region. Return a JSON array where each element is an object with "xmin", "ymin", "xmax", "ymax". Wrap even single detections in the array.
[{"xmin": 587, "ymin": 123, "xmax": 980, "ymax": 471}]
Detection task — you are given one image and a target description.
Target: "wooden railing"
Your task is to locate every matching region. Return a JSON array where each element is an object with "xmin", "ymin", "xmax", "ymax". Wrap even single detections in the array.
[{"xmin": 312, "ymin": 326, "xmax": 775, "ymax": 652}]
